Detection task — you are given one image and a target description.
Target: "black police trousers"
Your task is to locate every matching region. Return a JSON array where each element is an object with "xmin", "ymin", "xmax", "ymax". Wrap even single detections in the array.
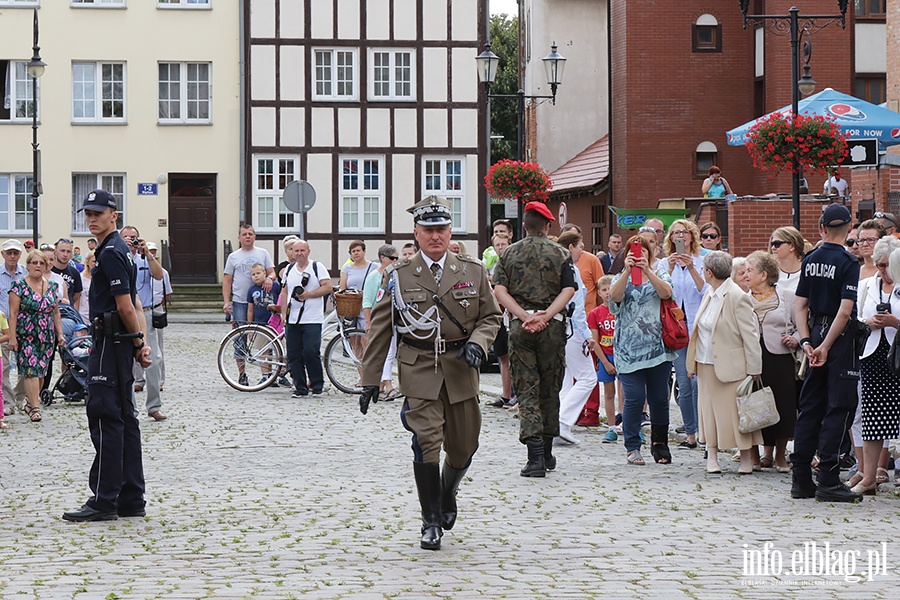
[
  {"xmin": 790, "ymin": 324, "xmax": 859, "ymax": 487},
  {"xmin": 85, "ymin": 335, "xmax": 145, "ymax": 512}
]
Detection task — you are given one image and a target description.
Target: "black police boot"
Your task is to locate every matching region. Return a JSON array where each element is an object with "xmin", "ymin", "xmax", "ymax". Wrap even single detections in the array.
[
  {"xmin": 440, "ymin": 462, "xmax": 468, "ymax": 531},
  {"xmin": 816, "ymin": 484, "xmax": 864, "ymax": 504},
  {"xmin": 62, "ymin": 504, "xmax": 118, "ymax": 522},
  {"xmin": 650, "ymin": 424, "xmax": 672, "ymax": 464},
  {"xmin": 520, "ymin": 439, "xmax": 546, "ymax": 477},
  {"xmin": 412, "ymin": 462, "xmax": 442, "ymax": 550},
  {"xmin": 790, "ymin": 472, "xmax": 817, "ymax": 499},
  {"xmin": 543, "ymin": 437, "xmax": 556, "ymax": 472}
]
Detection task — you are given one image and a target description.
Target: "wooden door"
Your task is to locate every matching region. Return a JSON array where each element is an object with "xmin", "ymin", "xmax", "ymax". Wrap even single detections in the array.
[{"xmin": 168, "ymin": 174, "xmax": 217, "ymax": 283}]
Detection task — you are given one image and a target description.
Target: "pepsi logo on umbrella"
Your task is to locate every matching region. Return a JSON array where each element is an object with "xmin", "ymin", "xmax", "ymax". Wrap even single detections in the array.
[{"xmin": 827, "ymin": 103, "xmax": 867, "ymax": 121}]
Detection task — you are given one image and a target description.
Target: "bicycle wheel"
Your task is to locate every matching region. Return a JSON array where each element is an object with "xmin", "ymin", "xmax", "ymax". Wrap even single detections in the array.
[
  {"xmin": 217, "ymin": 324, "xmax": 286, "ymax": 392},
  {"xmin": 323, "ymin": 328, "xmax": 368, "ymax": 394}
]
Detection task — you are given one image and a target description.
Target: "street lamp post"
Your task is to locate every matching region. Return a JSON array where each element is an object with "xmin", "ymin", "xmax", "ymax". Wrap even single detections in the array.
[
  {"xmin": 476, "ymin": 43, "xmax": 567, "ymax": 239},
  {"xmin": 26, "ymin": 8, "xmax": 46, "ymax": 248},
  {"xmin": 739, "ymin": 1, "xmax": 848, "ymax": 230}
]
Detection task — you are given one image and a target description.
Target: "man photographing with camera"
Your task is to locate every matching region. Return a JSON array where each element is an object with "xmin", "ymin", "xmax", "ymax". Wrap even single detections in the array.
[{"xmin": 279, "ymin": 239, "xmax": 332, "ymax": 398}]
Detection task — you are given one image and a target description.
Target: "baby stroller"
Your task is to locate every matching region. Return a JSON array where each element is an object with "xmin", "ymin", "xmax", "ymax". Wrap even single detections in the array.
[{"xmin": 40, "ymin": 304, "xmax": 92, "ymax": 406}]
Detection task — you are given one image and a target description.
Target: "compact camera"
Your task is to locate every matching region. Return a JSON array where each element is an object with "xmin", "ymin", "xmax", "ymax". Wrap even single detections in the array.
[
  {"xmin": 128, "ymin": 236, "xmax": 141, "ymax": 248},
  {"xmin": 876, "ymin": 302, "xmax": 892, "ymax": 314},
  {"xmin": 291, "ymin": 272, "xmax": 311, "ymax": 301}
]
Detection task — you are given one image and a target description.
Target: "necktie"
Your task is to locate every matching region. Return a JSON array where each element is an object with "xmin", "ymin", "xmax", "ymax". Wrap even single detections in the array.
[{"xmin": 431, "ymin": 263, "xmax": 442, "ymax": 286}]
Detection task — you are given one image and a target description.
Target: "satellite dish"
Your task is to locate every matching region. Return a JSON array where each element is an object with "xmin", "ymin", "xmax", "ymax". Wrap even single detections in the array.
[{"xmin": 282, "ymin": 180, "xmax": 317, "ymax": 214}]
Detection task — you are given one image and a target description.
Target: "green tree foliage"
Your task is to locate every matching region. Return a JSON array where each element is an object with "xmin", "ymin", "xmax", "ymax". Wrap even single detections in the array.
[{"xmin": 489, "ymin": 13, "xmax": 518, "ymax": 164}]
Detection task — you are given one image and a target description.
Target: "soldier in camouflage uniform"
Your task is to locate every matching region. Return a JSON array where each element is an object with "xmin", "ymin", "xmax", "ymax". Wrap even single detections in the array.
[{"xmin": 492, "ymin": 202, "xmax": 577, "ymax": 477}]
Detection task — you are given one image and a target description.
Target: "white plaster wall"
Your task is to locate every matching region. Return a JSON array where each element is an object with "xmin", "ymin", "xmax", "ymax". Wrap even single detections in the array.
[
  {"xmin": 856, "ymin": 22, "xmax": 887, "ymax": 73},
  {"xmin": 308, "ymin": 240, "xmax": 333, "ymax": 267},
  {"xmin": 394, "ymin": 109, "xmax": 418, "ymax": 148},
  {"xmin": 423, "ymin": 109, "xmax": 449, "ymax": 147},
  {"xmin": 452, "ymin": 0, "xmax": 478, "ymax": 41},
  {"xmin": 337, "ymin": 0, "xmax": 361, "ymax": 40},
  {"xmin": 394, "ymin": 0, "xmax": 417, "ymax": 40},
  {"xmin": 423, "ymin": 48, "xmax": 449, "ymax": 102},
  {"xmin": 252, "ymin": 107, "xmax": 277, "ymax": 146},
  {"xmin": 367, "ymin": 108, "xmax": 392, "ymax": 147},
  {"xmin": 310, "ymin": 0, "xmax": 334, "ymax": 39},
  {"xmin": 423, "ymin": 1, "xmax": 447, "ymax": 40},
  {"xmin": 250, "ymin": 0, "xmax": 276, "ymax": 38},
  {"xmin": 280, "ymin": 0, "xmax": 306, "ymax": 38},
  {"xmin": 366, "ymin": 0, "xmax": 391, "ymax": 40},
  {"xmin": 311, "ymin": 108, "xmax": 335, "ymax": 147},
  {"xmin": 338, "ymin": 108, "xmax": 361, "ymax": 147},
  {"xmin": 280, "ymin": 46, "xmax": 305, "ymax": 101},
  {"xmin": 452, "ymin": 108, "xmax": 479, "ymax": 148},
  {"xmin": 305, "ymin": 154, "xmax": 333, "ymax": 234},
  {"xmin": 451, "ymin": 47, "xmax": 478, "ymax": 103},
  {"xmin": 251, "ymin": 45, "xmax": 276, "ymax": 101},
  {"xmin": 391, "ymin": 154, "xmax": 416, "ymax": 232},
  {"xmin": 281, "ymin": 108, "xmax": 306, "ymax": 147}
]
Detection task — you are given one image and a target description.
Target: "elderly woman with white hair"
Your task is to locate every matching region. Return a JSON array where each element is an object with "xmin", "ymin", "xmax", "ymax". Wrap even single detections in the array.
[
  {"xmin": 849, "ymin": 238, "xmax": 900, "ymax": 495},
  {"xmin": 687, "ymin": 251, "xmax": 763, "ymax": 474}
]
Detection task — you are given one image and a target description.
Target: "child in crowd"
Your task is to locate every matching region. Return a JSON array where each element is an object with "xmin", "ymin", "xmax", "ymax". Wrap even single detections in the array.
[
  {"xmin": 247, "ymin": 264, "xmax": 282, "ymax": 385},
  {"xmin": 588, "ymin": 275, "xmax": 624, "ymax": 442},
  {"xmin": 0, "ymin": 309, "xmax": 8, "ymax": 429},
  {"xmin": 401, "ymin": 243, "xmax": 417, "ymax": 260}
]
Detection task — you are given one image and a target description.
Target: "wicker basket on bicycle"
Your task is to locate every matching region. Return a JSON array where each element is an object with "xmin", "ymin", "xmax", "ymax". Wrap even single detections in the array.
[{"xmin": 334, "ymin": 290, "xmax": 363, "ymax": 318}]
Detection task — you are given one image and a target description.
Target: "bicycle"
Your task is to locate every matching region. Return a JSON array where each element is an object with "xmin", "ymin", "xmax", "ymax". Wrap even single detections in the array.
[{"xmin": 216, "ymin": 307, "xmax": 368, "ymax": 394}]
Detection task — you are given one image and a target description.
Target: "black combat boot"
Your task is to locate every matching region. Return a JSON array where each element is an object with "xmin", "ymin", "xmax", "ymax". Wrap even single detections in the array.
[
  {"xmin": 520, "ymin": 439, "xmax": 546, "ymax": 477},
  {"xmin": 412, "ymin": 462, "xmax": 443, "ymax": 550},
  {"xmin": 650, "ymin": 424, "xmax": 672, "ymax": 464},
  {"xmin": 440, "ymin": 461, "xmax": 468, "ymax": 531},
  {"xmin": 543, "ymin": 437, "xmax": 556, "ymax": 471},
  {"xmin": 815, "ymin": 484, "xmax": 864, "ymax": 504},
  {"xmin": 790, "ymin": 470, "xmax": 817, "ymax": 499}
]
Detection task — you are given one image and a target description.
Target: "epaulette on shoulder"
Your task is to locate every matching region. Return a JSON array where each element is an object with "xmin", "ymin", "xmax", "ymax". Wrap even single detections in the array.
[
  {"xmin": 394, "ymin": 258, "xmax": 412, "ymax": 270},
  {"xmin": 457, "ymin": 254, "xmax": 484, "ymax": 268}
]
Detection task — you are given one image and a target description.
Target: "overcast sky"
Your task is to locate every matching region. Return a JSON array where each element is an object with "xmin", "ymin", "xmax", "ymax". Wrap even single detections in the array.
[{"xmin": 491, "ymin": 0, "xmax": 518, "ymax": 16}]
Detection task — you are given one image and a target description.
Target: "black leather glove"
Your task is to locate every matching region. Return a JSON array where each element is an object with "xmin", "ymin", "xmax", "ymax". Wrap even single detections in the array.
[
  {"xmin": 359, "ymin": 386, "xmax": 379, "ymax": 415},
  {"xmin": 457, "ymin": 343, "xmax": 485, "ymax": 370}
]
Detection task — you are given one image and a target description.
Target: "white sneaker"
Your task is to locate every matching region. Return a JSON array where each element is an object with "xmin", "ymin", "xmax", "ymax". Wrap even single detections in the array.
[{"xmin": 558, "ymin": 424, "xmax": 581, "ymax": 445}]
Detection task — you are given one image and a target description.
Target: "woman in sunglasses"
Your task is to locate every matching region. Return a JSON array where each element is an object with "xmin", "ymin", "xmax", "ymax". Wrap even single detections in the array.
[
  {"xmin": 698, "ymin": 222, "xmax": 723, "ymax": 254},
  {"xmin": 768, "ymin": 227, "xmax": 806, "ymax": 295}
]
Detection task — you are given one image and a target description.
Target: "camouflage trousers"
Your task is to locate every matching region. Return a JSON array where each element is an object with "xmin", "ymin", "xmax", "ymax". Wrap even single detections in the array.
[{"xmin": 508, "ymin": 319, "xmax": 567, "ymax": 443}]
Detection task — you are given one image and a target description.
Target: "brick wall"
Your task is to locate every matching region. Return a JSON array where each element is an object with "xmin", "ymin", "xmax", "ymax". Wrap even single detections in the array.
[{"xmin": 727, "ymin": 196, "xmax": 837, "ymax": 257}]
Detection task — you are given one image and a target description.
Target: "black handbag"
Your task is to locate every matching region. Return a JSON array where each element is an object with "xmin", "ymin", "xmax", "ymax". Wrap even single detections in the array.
[
  {"xmin": 150, "ymin": 275, "xmax": 168, "ymax": 329},
  {"xmin": 888, "ymin": 334, "xmax": 900, "ymax": 376}
]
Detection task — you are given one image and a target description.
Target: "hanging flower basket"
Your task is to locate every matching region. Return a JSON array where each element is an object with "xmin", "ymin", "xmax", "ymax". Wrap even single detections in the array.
[
  {"xmin": 745, "ymin": 112, "xmax": 849, "ymax": 176},
  {"xmin": 484, "ymin": 159, "xmax": 552, "ymax": 203}
]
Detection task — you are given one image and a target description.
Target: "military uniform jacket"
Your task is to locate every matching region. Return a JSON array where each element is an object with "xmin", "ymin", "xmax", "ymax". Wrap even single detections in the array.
[
  {"xmin": 492, "ymin": 232, "xmax": 576, "ymax": 310},
  {"xmin": 361, "ymin": 252, "xmax": 501, "ymax": 402}
]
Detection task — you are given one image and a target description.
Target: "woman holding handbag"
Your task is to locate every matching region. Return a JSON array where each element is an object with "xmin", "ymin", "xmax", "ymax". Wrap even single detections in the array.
[
  {"xmin": 745, "ymin": 251, "xmax": 799, "ymax": 472},
  {"xmin": 686, "ymin": 251, "xmax": 763, "ymax": 474}
]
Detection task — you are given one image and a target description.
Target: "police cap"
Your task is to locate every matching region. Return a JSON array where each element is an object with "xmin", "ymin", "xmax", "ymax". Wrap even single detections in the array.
[
  {"xmin": 78, "ymin": 189, "xmax": 118, "ymax": 213},
  {"xmin": 408, "ymin": 195, "xmax": 452, "ymax": 226},
  {"xmin": 819, "ymin": 203, "xmax": 851, "ymax": 228}
]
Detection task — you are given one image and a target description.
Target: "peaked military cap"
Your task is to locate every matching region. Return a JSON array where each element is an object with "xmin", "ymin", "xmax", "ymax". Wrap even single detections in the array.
[{"xmin": 408, "ymin": 195, "xmax": 453, "ymax": 226}]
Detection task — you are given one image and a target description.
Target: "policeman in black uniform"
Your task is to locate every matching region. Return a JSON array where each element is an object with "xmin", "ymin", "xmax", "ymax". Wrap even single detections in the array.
[
  {"xmin": 63, "ymin": 190, "xmax": 153, "ymax": 522},
  {"xmin": 792, "ymin": 203, "xmax": 864, "ymax": 503}
]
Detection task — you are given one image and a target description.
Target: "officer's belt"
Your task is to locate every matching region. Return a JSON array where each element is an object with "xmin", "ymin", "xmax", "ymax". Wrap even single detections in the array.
[
  {"xmin": 400, "ymin": 336, "xmax": 468, "ymax": 353},
  {"xmin": 510, "ymin": 310, "xmax": 564, "ymax": 323},
  {"xmin": 810, "ymin": 314, "xmax": 832, "ymax": 327},
  {"xmin": 142, "ymin": 303, "xmax": 163, "ymax": 312}
]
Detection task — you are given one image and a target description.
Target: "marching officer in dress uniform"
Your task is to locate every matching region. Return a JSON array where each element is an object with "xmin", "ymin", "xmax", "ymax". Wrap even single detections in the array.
[
  {"xmin": 792, "ymin": 203, "xmax": 864, "ymax": 504},
  {"xmin": 359, "ymin": 195, "xmax": 501, "ymax": 550},
  {"xmin": 63, "ymin": 190, "xmax": 152, "ymax": 522},
  {"xmin": 492, "ymin": 202, "xmax": 576, "ymax": 478}
]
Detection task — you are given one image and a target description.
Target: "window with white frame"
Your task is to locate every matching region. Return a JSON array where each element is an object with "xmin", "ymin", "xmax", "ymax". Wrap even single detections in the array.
[
  {"xmin": 72, "ymin": 0, "xmax": 126, "ymax": 6},
  {"xmin": 0, "ymin": 174, "xmax": 33, "ymax": 234},
  {"xmin": 423, "ymin": 158, "xmax": 465, "ymax": 231},
  {"xmin": 71, "ymin": 174, "xmax": 124, "ymax": 233},
  {"xmin": 0, "ymin": 60, "xmax": 38, "ymax": 122},
  {"xmin": 158, "ymin": 0, "xmax": 209, "ymax": 6},
  {"xmin": 369, "ymin": 49, "xmax": 414, "ymax": 100},
  {"xmin": 72, "ymin": 62, "xmax": 126, "ymax": 122},
  {"xmin": 158, "ymin": 62, "xmax": 211, "ymax": 123},
  {"xmin": 253, "ymin": 157, "xmax": 299, "ymax": 231},
  {"xmin": 313, "ymin": 49, "xmax": 357, "ymax": 100},
  {"xmin": 340, "ymin": 157, "xmax": 383, "ymax": 233}
]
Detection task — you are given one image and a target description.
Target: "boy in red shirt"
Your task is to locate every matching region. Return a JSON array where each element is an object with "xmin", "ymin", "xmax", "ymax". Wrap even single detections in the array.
[{"xmin": 588, "ymin": 275, "xmax": 624, "ymax": 442}]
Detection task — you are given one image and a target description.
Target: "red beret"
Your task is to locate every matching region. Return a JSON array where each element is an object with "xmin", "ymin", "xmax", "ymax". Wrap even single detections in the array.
[{"xmin": 524, "ymin": 201, "xmax": 554, "ymax": 221}]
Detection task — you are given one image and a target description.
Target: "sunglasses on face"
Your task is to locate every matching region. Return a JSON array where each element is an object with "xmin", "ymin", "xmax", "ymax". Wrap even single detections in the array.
[
  {"xmin": 877, "ymin": 263, "xmax": 889, "ymax": 269},
  {"xmin": 700, "ymin": 233, "xmax": 719, "ymax": 240},
  {"xmin": 384, "ymin": 255, "xmax": 399, "ymax": 261},
  {"xmin": 845, "ymin": 239, "xmax": 856, "ymax": 247},
  {"xmin": 770, "ymin": 240, "xmax": 788, "ymax": 248}
]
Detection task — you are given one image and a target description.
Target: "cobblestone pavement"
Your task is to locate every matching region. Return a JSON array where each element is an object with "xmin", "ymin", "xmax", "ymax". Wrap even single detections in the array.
[{"xmin": 0, "ymin": 322, "xmax": 898, "ymax": 599}]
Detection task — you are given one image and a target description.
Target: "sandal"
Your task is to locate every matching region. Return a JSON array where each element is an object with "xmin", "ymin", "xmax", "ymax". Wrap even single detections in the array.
[
  {"xmin": 377, "ymin": 390, "xmax": 387, "ymax": 401},
  {"xmin": 383, "ymin": 388, "xmax": 403, "ymax": 401},
  {"xmin": 627, "ymin": 450, "xmax": 645, "ymax": 466},
  {"xmin": 759, "ymin": 455, "xmax": 774, "ymax": 469},
  {"xmin": 845, "ymin": 472, "xmax": 864, "ymax": 488},
  {"xmin": 651, "ymin": 443, "xmax": 672, "ymax": 464},
  {"xmin": 0, "ymin": 420, "xmax": 8, "ymax": 430},
  {"xmin": 24, "ymin": 406, "xmax": 42, "ymax": 423},
  {"xmin": 876, "ymin": 467, "xmax": 890, "ymax": 485}
]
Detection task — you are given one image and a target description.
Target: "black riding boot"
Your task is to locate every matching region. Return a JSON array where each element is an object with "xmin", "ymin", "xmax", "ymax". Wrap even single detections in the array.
[
  {"xmin": 412, "ymin": 462, "xmax": 442, "ymax": 550},
  {"xmin": 650, "ymin": 424, "xmax": 672, "ymax": 464},
  {"xmin": 440, "ymin": 461, "xmax": 468, "ymax": 531},
  {"xmin": 520, "ymin": 439, "xmax": 546, "ymax": 477},
  {"xmin": 543, "ymin": 437, "xmax": 556, "ymax": 471}
]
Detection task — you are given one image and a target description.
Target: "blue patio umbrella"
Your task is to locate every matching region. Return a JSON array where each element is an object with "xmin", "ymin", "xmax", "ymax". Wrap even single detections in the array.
[{"xmin": 727, "ymin": 88, "xmax": 900, "ymax": 147}]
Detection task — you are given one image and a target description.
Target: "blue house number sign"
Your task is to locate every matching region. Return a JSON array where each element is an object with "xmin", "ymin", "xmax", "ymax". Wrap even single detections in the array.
[{"xmin": 138, "ymin": 183, "xmax": 158, "ymax": 196}]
